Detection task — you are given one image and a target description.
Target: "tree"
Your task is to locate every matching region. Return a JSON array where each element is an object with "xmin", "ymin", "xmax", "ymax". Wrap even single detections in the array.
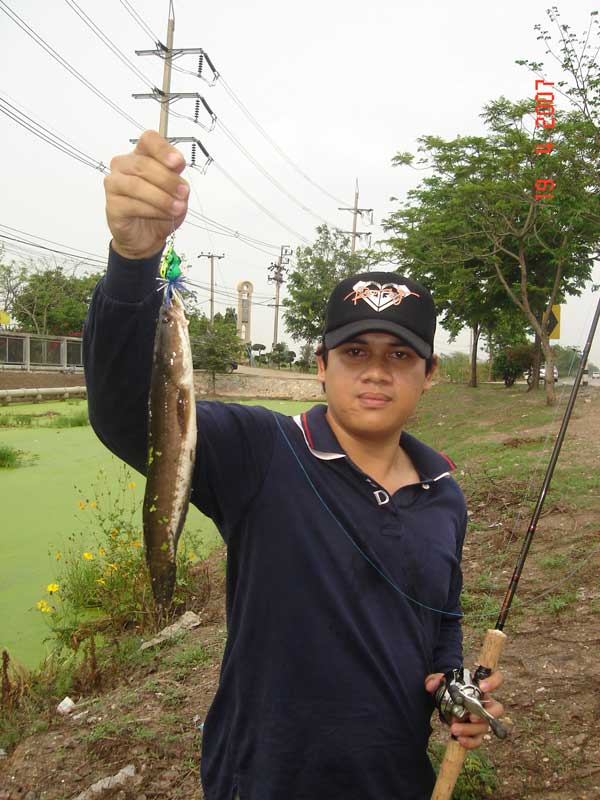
[
  {"xmin": 518, "ymin": 9, "xmax": 600, "ymax": 136},
  {"xmin": 252, "ymin": 343, "xmax": 266, "ymax": 355},
  {"xmin": 0, "ymin": 261, "xmax": 102, "ymax": 335},
  {"xmin": 270, "ymin": 342, "xmax": 288, "ymax": 369},
  {"xmin": 282, "ymin": 225, "xmax": 379, "ymax": 346},
  {"xmin": 189, "ymin": 309, "xmax": 242, "ymax": 393},
  {"xmin": 383, "ymin": 99, "xmax": 599, "ymax": 404}
]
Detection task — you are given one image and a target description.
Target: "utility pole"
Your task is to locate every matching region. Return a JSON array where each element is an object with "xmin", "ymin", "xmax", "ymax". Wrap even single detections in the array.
[
  {"xmin": 338, "ymin": 179, "xmax": 374, "ymax": 254},
  {"xmin": 198, "ymin": 252, "xmax": 225, "ymax": 321},
  {"xmin": 269, "ymin": 246, "xmax": 292, "ymax": 348},
  {"xmin": 131, "ymin": 0, "xmax": 216, "ymax": 170}
]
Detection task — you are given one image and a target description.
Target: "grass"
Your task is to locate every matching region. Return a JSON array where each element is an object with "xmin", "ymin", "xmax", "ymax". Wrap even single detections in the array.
[{"xmin": 0, "ymin": 442, "xmax": 21, "ymax": 467}]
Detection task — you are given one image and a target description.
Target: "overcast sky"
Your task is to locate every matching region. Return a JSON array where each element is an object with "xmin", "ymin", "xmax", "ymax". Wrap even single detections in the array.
[{"xmin": 1, "ymin": 0, "xmax": 598, "ymax": 365}]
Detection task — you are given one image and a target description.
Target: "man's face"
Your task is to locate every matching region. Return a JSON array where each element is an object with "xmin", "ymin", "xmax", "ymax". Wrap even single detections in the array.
[{"xmin": 316, "ymin": 332, "xmax": 437, "ymax": 441}]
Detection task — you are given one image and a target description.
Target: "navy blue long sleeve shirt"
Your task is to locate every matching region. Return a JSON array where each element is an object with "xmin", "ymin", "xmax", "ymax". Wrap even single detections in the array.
[{"xmin": 83, "ymin": 247, "xmax": 467, "ymax": 800}]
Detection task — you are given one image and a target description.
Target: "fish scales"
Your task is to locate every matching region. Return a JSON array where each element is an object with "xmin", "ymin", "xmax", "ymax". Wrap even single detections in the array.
[{"xmin": 143, "ymin": 289, "xmax": 197, "ymax": 608}]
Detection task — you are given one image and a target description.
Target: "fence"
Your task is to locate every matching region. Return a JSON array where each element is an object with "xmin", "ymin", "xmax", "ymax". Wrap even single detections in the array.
[{"xmin": 0, "ymin": 332, "xmax": 83, "ymax": 371}]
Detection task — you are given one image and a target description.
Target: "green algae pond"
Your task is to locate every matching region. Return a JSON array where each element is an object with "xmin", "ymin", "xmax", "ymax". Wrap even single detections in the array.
[{"xmin": 0, "ymin": 398, "xmax": 317, "ymax": 668}]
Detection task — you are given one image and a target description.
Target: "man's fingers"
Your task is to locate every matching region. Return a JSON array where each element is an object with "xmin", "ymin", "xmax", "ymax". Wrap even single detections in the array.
[
  {"xmin": 106, "ymin": 172, "xmax": 187, "ymax": 218},
  {"xmin": 133, "ymin": 130, "xmax": 186, "ymax": 170},
  {"xmin": 108, "ymin": 194, "xmax": 174, "ymax": 223},
  {"xmin": 109, "ymin": 153, "xmax": 189, "ymax": 200}
]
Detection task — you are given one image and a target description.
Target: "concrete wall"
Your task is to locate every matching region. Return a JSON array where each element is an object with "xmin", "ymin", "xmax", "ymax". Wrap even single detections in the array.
[{"xmin": 194, "ymin": 371, "xmax": 325, "ymax": 400}]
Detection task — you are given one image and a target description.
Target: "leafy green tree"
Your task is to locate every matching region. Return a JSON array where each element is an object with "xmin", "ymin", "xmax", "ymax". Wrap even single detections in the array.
[
  {"xmin": 1, "ymin": 262, "xmax": 102, "ymax": 335},
  {"xmin": 492, "ymin": 343, "xmax": 534, "ymax": 387},
  {"xmin": 252, "ymin": 343, "xmax": 266, "ymax": 355},
  {"xmin": 270, "ymin": 342, "xmax": 288, "ymax": 369},
  {"xmin": 190, "ymin": 310, "xmax": 242, "ymax": 392},
  {"xmin": 383, "ymin": 99, "xmax": 598, "ymax": 404},
  {"xmin": 282, "ymin": 225, "xmax": 379, "ymax": 346}
]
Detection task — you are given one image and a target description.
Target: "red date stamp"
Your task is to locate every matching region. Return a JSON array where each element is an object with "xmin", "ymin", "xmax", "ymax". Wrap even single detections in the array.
[{"xmin": 533, "ymin": 80, "xmax": 555, "ymax": 200}]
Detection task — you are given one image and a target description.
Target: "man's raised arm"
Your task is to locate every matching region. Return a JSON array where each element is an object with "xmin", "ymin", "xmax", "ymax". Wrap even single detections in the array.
[{"xmin": 83, "ymin": 132, "xmax": 190, "ymax": 474}]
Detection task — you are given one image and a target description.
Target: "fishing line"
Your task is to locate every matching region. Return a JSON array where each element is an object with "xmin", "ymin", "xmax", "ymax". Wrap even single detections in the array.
[{"xmin": 272, "ymin": 413, "xmax": 464, "ymax": 618}]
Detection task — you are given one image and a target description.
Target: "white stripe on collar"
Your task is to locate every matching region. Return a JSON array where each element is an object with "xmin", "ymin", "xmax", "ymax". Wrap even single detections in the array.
[{"xmin": 293, "ymin": 415, "xmax": 346, "ymax": 461}]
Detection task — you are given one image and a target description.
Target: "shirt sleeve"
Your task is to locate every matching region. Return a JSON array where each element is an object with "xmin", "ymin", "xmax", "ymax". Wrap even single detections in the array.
[
  {"xmin": 84, "ymin": 244, "xmax": 277, "ymax": 543},
  {"xmin": 83, "ymin": 244, "xmax": 163, "ymax": 476},
  {"xmin": 432, "ymin": 507, "xmax": 466, "ymax": 674},
  {"xmin": 191, "ymin": 402, "xmax": 277, "ymax": 539}
]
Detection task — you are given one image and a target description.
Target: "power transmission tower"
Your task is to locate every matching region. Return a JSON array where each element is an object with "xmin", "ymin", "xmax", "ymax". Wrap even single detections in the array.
[
  {"xmin": 130, "ymin": 0, "xmax": 215, "ymax": 170},
  {"xmin": 338, "ymin": 179, "xmax": 373, "ymax": 254},
  {"xmin": 269, "ymin": 245, "xmax": 292, "ymax": 348},
  {"xmin": 197, "ymin": 252, "xmax": 225, "ymax": 321}
]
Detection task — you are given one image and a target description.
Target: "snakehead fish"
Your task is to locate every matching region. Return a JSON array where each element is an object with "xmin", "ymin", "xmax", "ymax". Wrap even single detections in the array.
[{"xmin": 143, "ymin": 253, "xmax": 196, "ymax": 609}]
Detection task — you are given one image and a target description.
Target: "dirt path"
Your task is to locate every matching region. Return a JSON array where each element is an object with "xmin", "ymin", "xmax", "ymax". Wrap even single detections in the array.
[{"xmin": 1, "ymin": 392, "xmax": 599, "ymax": 799}]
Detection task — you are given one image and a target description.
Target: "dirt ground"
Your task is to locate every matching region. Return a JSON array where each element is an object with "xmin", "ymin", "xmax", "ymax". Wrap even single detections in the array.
[{"xmin": 1, "ymin": 393, "xmax": 599, "ymax": 799}]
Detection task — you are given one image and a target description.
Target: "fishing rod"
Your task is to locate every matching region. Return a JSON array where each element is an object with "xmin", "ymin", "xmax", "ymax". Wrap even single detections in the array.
[{"xmin": 431, "ymin": 293, "xmax": 600, "ymax": 800}]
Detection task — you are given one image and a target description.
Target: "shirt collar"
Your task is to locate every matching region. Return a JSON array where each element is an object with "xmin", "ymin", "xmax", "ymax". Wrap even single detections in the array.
[{"xmin": 294, "ymin": 403, "xmax": 456, "ymax": 481}]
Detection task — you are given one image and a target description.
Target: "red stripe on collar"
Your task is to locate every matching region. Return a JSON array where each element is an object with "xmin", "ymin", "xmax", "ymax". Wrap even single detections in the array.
[
  {"xmin": 438, "ymin": 451, "xmax": 456, "ymax": 470},
  {"xmin": 301, "ymin": 411, "xmax": 315, "ymax": 449}
]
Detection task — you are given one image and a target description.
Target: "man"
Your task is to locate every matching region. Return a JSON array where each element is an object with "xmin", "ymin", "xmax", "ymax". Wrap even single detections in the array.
[{"xmin": 84, "ymin": 131, "xmax": 503, "ymax": 800}]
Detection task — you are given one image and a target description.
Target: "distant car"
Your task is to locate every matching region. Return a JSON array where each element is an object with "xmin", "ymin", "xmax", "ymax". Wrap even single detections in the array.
[
  {"xmin": 526, "ymin": 364, "xmax": 558, "ymax": 384},
  {"xmin": 593, "ymin": 371, "xmax": 600, "ymax": 380}
]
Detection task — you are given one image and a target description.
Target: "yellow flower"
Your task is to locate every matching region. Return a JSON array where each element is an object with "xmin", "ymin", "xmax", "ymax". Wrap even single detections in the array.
[
  {"xmin": 90, "ymin": 501, "xmax": 97, "ymax": 509},
  {"xmin": 98, "ymin": 547, "xmax": 106, "ymax": 556},
  {"xmin": 128, "ymin": 481, "xmax": 136, "ymax": 489},
  {"xmin": 78, "ymin": 500, "xmax": 87, "ymax": 511},
  {"xmin": 188, "ymin": 553, "xmax": 196, "ymax": 561},
  {"xmin": 96, "ymin": 578, "xmax": 106, "ymax": 586},
  {"xmin": 55, "ymin": 552, "xmax": 62, "ymax": 561},
  {"xmin": 36, "ymin": 600, "xmax": 53, "ymax": 613},
  {"xmin": 47, "ymin": 583, "xmax": 59, "ymax": 595},
  {"xmin": 107, "ymin": 562, "xmax": 118, "ymax": 571},
  {"xmin": 131, "ymin": 540, "xmax": 142, "ymax": 548},
  {"xmin": 83, "ymin": 552, "xmax": 94, "ymax": 561},
  {"xmin": 110, "ymin": 528, "xmax": 120, "ymax": 535}
]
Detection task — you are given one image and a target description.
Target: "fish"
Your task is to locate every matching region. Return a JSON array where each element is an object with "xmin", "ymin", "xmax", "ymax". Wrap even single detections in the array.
[{"xmin": 143, "ymin": 285, "xmax": 197, "ymax": 609}]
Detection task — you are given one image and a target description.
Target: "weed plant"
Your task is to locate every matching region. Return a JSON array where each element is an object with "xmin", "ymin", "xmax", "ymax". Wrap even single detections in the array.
[
  {"xmin": 36, "ymin": 465, "xmax": 208, "ymax": 654},
  {"xmin": 0, "ymin": 443, "xmax": 20, "ymax": 467},
  {"xmin": 429, "ymin": 743, "xmax": 497, "ymax": 798}
]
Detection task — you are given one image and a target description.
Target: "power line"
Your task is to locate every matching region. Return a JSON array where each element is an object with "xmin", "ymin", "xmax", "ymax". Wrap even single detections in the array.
[
  {"xmin": 0, "ymin": 95, "xmax": 109, "ymax": 174},
  {"xmin": 220, "ymin": 78, "xmax": 351, "ymax": 208},
  {"xmin": 63, "ymin": 0, "xmax": 156, "ymax": 89},
  {"xmin": 0, "ymin": 224, "xmax": 107, "ymax": 263},
  {"xmin": 119, "ymin": 0, "xmax": 160, "ymax": 44},
  {"xmin": 0, "ymin": 0, "xmax": 143, "ymax": 131},
  {"xmin": 209, "ymin": 162, "xmax": 310, "ymax": 244}
]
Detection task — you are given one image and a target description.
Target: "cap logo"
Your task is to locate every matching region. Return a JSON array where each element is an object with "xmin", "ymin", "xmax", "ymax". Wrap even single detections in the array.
[{"xmin": 343, "ymin": 280, "xmax": 420, "ymax": 313}]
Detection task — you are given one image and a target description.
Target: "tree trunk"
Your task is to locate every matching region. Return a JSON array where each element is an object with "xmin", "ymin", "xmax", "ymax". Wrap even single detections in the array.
[
  {"xmin": 469, "ymin": 324, "xmax": 480, "ymax": 388},
  {"xmin": 540, "ymin": 338, "xmax": 556, "ymax": 406},
  {"xmin": 528, "ymin": 333, "xmax": 542, "ymax": 392}
]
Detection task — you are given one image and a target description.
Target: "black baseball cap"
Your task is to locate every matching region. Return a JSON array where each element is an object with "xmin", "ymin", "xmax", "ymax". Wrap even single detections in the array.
[{"xmin": 323, "ymin": 272, "xmax": 436, "ymax": 358}]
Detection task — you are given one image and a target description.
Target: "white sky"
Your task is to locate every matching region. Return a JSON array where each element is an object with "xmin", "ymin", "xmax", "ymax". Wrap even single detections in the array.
[{"xmin": 1, "ymin": 0, "xmax": 598, "ymax": 364}]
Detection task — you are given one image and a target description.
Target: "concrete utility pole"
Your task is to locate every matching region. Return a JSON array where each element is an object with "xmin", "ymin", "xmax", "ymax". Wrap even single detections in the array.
[
  {"xmin": 131, "ymin": 0, "xmax": 215, "ymax": 169},
  {"xmin": 269, "ymin": 246, "xmax": 292, "ymax": 347},
  {"xmin": 197, "ymin": 253, "xmax": 225, "ymax": 321},
  {"xmin": 338, "ymin": 179, "xmax": 374, "ymax": 254}
]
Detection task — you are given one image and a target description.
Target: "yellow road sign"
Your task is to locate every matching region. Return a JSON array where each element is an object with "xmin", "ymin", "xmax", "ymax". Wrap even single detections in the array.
[{"xmin": 548, "ymin": 305, "xmax": 560, "ymax": 340}]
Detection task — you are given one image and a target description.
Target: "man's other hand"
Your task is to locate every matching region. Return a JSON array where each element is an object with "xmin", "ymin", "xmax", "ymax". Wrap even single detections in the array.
[{"xmin": 104, "ymin": 130, "xmax": 189, "ymax": 260}]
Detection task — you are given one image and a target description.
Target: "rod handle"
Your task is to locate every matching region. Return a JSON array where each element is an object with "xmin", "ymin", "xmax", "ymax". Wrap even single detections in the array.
[{"xmin": 431, "ymin": 628, "xmax": 507, "ymax": 800}]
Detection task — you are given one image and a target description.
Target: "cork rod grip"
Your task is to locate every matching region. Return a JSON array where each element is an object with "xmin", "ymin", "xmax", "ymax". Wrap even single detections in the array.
[{"xmin": 431, "ymin": 628, "xmax": 507, "ymax": 800}]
